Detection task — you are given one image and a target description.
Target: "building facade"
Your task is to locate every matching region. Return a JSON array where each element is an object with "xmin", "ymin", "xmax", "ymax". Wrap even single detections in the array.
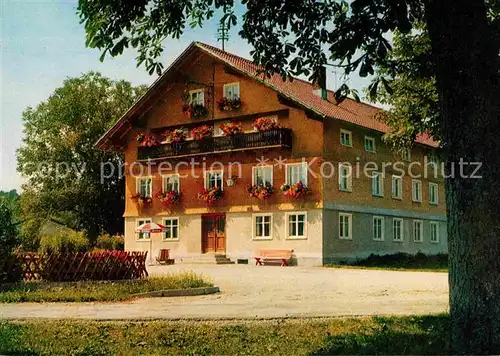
[{"xmin": 96, "ymin": 42, "xmax": 447, "ymax": 265}]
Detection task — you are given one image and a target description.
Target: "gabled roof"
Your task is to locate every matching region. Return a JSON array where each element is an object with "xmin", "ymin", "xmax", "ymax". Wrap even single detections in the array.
[{"xmin": 95, "ymin": 41, "xmax": 438, "ymax": 150}]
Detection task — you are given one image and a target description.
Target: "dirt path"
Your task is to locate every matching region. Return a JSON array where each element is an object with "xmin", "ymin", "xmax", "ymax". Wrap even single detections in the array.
[{"xmin": 0, "ymin": 265, "xmax": 449, "ymax": 320}]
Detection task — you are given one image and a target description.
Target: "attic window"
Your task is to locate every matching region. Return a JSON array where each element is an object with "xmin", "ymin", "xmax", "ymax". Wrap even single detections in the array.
[
  {"xmin": 189, "ymin": 89, "xmax": 205, "ymax": 106},
  {"xmin": 223, "ymin": 83, "xmax": 240, "ymax": 100}
]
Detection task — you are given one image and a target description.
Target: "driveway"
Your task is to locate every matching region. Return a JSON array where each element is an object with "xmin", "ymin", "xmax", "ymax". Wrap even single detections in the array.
[{"xmin": 0, "ymin": 265, "xmax": 449, "ymax": 320}]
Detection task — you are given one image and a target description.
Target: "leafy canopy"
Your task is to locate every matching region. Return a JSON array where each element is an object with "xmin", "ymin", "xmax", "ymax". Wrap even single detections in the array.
[{"xmin": 17, "ymin": 72, "xmax": 147, "ymax": 244}]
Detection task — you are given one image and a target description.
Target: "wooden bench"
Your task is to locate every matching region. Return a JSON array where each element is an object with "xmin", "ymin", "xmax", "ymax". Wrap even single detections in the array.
[
  {"xmin": 156, "ymin": 249, "xmax": 175, "ymax": 265},
  {"xmin": 254, "ymin": 249, "xmax": 294, "ymax": 266}
]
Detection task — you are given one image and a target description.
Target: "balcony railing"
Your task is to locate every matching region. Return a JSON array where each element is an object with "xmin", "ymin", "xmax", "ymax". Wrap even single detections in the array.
[{"xmin": 138, "ymin": 128, "xmax": 292, "ymax": 161}]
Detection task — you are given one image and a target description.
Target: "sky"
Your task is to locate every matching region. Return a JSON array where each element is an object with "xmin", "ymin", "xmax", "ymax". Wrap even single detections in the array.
[{"xmin": 1, "ymin": 0, "xmax": 371, "ymax": 192}]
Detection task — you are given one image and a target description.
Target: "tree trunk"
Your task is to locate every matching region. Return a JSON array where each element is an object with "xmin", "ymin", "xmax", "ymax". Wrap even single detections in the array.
[{"xmin": 425, "ymin": 0, "xmax": 500, "ymax": 353}]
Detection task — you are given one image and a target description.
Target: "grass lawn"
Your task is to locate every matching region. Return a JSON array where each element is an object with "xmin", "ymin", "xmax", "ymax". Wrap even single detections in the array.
[
  {"xmin": 0, "ymin": 315, "xmax": 449, "ymax": 355},
  {"xmin": 328, "ymin": 253, "xmax": 448, "ymax": 273},
  {"xmin": 0, "ymin": 272, "xmax": 211, "ymax": 303}
]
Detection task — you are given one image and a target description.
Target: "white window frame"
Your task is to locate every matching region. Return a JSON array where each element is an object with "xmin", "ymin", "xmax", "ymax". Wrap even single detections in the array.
[
  {"xmin": 413, "ymin": 220, "xmax": 423, "ymax": 242},
  {"xmin": 136, "ymin": 177, "xmax": 153, "ymax": 197},
  {"xmin": 136, "ymin": 218, "xmax": 152, "ymax": 241},
  {"xmin": 252, "ymin": 213, "xmax": 273, "ymax": 240},
  {"xmin": 285, "ymin": 162, "xmax": 308, "ymax": 186},
  {"xmin": 252, "ymin": 166, "xmax": 273, "ymax": 186},
  {"xmin": 401, "ymin": 148, "xmax": 411, "ymax": 161},
  {"xmin": 412, "ymin": 179, "xmax": 422, "ymax": 202},
  {"xmin": 392, "ymin": 175, "xmax": 403, "ymax": 200},
  {"xmin": 429, "ymin": 182, "xmax": 439, "ymax": 205},
  {"xmin": 373, "ymin": 216, "xmax": 385, "ymax": 241},
  {"xmin": 340, "ymin": 129, "xmax": 352, "ymax": 147},
  {"xmin": 286, "ymin": 211, "xmax": 308, "ymax": 239},
  {"xmin": 223, "ymin": 82, "xmax": 240, "ymax": 100},
  {"xmin": 393, "ymin": 218, "xmax": 404, "ymax": 242},
  {"xmin": 163, "ymin": 217, "xmax": 180, "ymax": 241},
  {"xmin": 162, "ymin": 174, "xmax": 180, "ymax": 193},
  {"xmin": 338, "ymin": 163, "xmax": 352, "ymax": 192},
  {"xmin": 189, "ymin": 89, "xmax": 205, "ymax": 106},
  {"xmin": 427, "ymin": 153, "xmax": 439, "ymax": 166},
  {"xmin": 372, "ymin": 172, "xmax": 384, "ymax": 197},
  {"xmin": 339, "ymin": 213, "xmax": 352, "ymax": 240},
  {"xmin": 430, "ymin": 221, "xmax": 440, "ymax": 243},
  {"xmin": 204, "ymin": 170, "xmax": 224, "ymax": 190},
  {"xmin": 364, "ymin": 136, "xmax": 376, "ymax": 152}
]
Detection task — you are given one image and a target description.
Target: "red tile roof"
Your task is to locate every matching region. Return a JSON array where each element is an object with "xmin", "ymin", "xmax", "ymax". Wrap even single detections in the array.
[{"xmin": 196, "ymin": 42, "xmax": 438, "ymax": 148}]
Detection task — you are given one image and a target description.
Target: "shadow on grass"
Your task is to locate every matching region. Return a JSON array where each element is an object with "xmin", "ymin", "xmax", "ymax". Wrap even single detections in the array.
[
  {"xmin": 310, "ymin": 315, "xmax": 450, "ymax": 355},
  {"xmin": 0, "ymin": 322, "xmax": 39, "ymax": 356}
]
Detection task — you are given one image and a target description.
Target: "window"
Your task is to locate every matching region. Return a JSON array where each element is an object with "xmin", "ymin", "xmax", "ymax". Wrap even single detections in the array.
[
  {"xmin": 429, "ymin": 183, "xmax": 439, "ymax": 205},
  {"xmin": 427, "ymin": 153, "xmax": 439, "ymax": 166},
  {"xmin": 393, "ymin": 218, "xmax": 403, "ymax": 242},
  {"xmin": 412, "ymin": 179, "xmax": 422, "ymax": 202},
  {"xmin": 413, "ymin": 220, "xmax": 423, "ymax": 242},
  {"xmin": 373, "ymin": 216, "xmax": 385, "ymax": 241},
  {"xmin": 364, "ymin": 136, "xmax": 376, "ymax": 152},
  {"xmin": 223, "ymin": 82, "xmax": 240, "ymax": 100},
  {"xmin": 286, "ymin": 163, "xmax": 308, "ymax": 186},
  {"xmin": 430, "ymin": 221, "xmax": 440, "ymax": 243},
  {"xmin": 253, "ymin": 213, "xmax": 272, "ymax": 240},
  {"xmin": 340, "ymin": 129, "xmax": 352, "ymax": 146},
  {"xmin": 287, "ymin": 212, "xmax": 307, "ymax": 239},
  {"xmin": 163, "ymin": 218, "xmax": 179, "ymax": 240},
  {"xmin": 338, "ymin": 163, "xmax": 352, "ymax": 192},
  {"xmin": 162, "ymin": 174, "xmax": 180, "ymax": 193},
  {"xmin": 339, "ymin": 213, "xmax": 352, "ymax": 239},
  {"xmin": 372, "ymin": 172, "xmax": 384, "ymax": 197},
  {"xmin": 253, "ymin": 166, "xmax": 273, "ymax": 186},
  {"xmin": 189, "ymin": 89, "xmax": 205, "ymax": 105},
  {"xmin": 205, "ymin": 171, "xmax": 223, "ymax": 190},
  {"xmin": 401, "ymin": 148, "xmax": 411, "ymax": 161},
  {"xmin": 136, "ymin": 177, "xmax": 152, "ymax": 197},
  {"xmin": 137, "ymin": 218, "xmax": 151, "ymax": 240},
  {"xmin": 392, "ymin": 175, "xmax": 403, "ymax": 199}
]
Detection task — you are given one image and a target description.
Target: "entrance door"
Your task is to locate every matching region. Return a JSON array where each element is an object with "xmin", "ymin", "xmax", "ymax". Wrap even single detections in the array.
[{"xmin": 202, "ymin": 214, "xmax": 226, "ymax": 253}]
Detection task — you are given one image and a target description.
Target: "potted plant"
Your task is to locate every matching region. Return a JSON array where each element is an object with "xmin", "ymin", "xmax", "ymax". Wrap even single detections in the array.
[
  {"xmin": 131, "ymin": 193, "xmax": 153, "ymax": 206},
  {"xmin": 219, "ymin": 121, "xmax": 243, "ymax": 136},
  {"xmin": 164, "ymin": 128, "xmax": 187, "ymax": 143},
  {"xmin": 247, "ymin": 184, "xmax": 274, "ymax": 200},
  {"xmin": 198, "ymin": 187, "xmax": 223, "ymax": 204},
  {"xmin": 280, "ymin": 182, "xmax": 310, "ymax": 198},
  {"xmin": 156, "ymin": 190, "xmax": 181, "ymax": 205},
  {"xmin": 253, "ymin": 117, "xmax": 281, "ymax": 131},
  {"xmin": 182, "ymin": 103, "xmax": 209, "ymax": 119},
  {"xmin": 217, "ymin": 97, "xmax": 242, "ymax": 111},
  {"xmin": 136, "ymin": 133, "xmax": 160, "ymax": 147},
  {"xmin": 191, "ymin": 125, "xmax": 213, "ymax": 140}
]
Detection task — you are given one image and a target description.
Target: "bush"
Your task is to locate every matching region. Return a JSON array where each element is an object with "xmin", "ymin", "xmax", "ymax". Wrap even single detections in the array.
[
  {"xmin": 39, "ymin": 230, "xmax": 89, "ymax": 254},
  {"xmin": 0, "ymin": 201, "xmax": 21, "ymax": 283},
  {"xmin": 95, "ymin": 233, "xmax": 124, "ymax": 251}
]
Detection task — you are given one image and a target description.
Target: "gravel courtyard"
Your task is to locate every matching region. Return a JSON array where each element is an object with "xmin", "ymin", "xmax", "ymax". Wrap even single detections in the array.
[{"xmin": 0, "ymin": 265, "xmax": 449, "ymax": 320}]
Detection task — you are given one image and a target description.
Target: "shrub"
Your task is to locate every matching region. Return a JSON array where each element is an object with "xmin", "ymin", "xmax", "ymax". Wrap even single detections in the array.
[
  {"xmin": 95, "ymin": 234, "xmax": 124, "ymax": 251},
  {"xmin": 39, "ymin": 230, "xmax": 89, "ymax": 254},
  {"xmin": 0, "ymin": 201, "xmax": 21, "ymax": 283}
]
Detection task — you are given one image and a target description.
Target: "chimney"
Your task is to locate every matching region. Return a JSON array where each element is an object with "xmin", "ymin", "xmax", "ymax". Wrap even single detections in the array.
[{"xmin": 312, "ymin": 66, "xmax": 327, "ymax": 100}]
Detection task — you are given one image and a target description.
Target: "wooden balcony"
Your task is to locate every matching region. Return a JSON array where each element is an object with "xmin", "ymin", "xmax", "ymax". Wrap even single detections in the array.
[{"xmin": 138, "ymin": 128, "xmax": 292, "ymax": 161}]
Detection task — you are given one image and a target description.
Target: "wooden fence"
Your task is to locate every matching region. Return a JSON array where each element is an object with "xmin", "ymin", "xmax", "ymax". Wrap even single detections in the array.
[{"xmin": 2, "ymin": 251, "xmax": 148, "ymax": 282}]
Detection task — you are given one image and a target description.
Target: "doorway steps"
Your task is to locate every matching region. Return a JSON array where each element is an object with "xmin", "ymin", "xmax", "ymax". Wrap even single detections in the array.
[{"xmin": 178, "ymin": 254, "xmax": 235, "ymax": 265}]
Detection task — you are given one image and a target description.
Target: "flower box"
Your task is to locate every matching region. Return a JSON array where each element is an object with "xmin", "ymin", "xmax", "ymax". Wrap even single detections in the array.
[
  {"xmin": 253, "ymin": 117, "xmax": 281, "ymax": 132},
  {"xmin": 136, "ymin": 133, "xmax": 160, "ymax": 147},
  {"xmin": 217, "ymin": 97, "xmax": 242, "ymax": 111},
  {"xmin": 198, "ymin": 187, "xmax": 223, "ymax": 204},
  {"xmin": 280, "ymin": 182, "xmax": 310, "ymax": 198},
  {"xmin": 131, "ymin": 193, "xmax": 153, "ymax": 206},
  {"xmin": 156, "ymin": 190, "xmax": 181, "ymax": 205},
  {"xmin": 247, "ymin": 184, "xmax": 275, "ymax": 200},
  {"xmin": 164, "ymin": 128, "xmax": 187, "ymax": 143},
  {"xmin": 191, "ymin": 125, "xmax": 213, "ymax": 140},
  {"xmin": 182, "ymin": 104, "xmax": 208, "ymax": 119},
  {"xmin": 219, "ymin": 121, "xmax": 243, "ymax": 136}
]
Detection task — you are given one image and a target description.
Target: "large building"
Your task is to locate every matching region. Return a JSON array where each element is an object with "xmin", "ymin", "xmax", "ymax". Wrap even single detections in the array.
[{"xmin": 96, "ymin": 42, "xmax": 447, "ymax": 265}]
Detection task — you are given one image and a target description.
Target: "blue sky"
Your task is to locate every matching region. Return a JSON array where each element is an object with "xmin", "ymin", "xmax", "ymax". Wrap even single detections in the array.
[{"xmin": 1, "ymin": 0, "xmax": 371, "ymax": 191}]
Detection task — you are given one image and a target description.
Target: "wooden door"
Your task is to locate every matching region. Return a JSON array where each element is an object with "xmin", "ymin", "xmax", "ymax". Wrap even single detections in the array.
[{"xmin": 202, "ymin": 214, "xmax": 226, "ymax": 253}]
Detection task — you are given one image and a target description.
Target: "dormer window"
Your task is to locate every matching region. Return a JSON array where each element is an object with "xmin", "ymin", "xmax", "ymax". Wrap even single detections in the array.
[
  {"xmin": 223, "ymin": 83, "xmax": 240, "ymax": 100},
  {"xmin": 189, "ymin": 89, "xmax": 205, "ymax": 106}
]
